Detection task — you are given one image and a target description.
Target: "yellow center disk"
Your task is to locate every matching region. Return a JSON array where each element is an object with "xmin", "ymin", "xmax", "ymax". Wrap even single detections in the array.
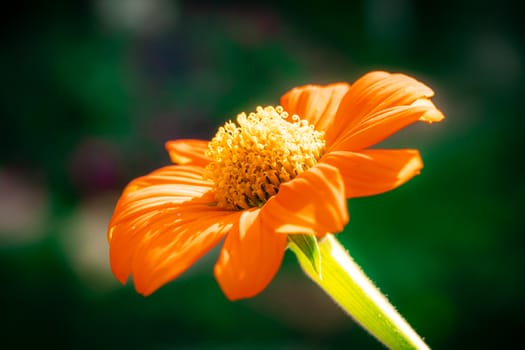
[{"xmin": 205, "ymin": 106, "xmax": 326, "ymax": 210}]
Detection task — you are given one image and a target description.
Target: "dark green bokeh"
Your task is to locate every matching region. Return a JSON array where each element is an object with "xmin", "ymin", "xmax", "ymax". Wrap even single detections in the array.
[{"xmin": 1, "ymin": 1, "xmax": 523, "ymax": 349}]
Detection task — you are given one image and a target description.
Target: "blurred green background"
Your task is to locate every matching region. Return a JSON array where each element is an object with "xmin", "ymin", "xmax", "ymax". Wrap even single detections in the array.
[{"xmin": 1, "ymin": 0, "xmax": 523, "ymax": 349}]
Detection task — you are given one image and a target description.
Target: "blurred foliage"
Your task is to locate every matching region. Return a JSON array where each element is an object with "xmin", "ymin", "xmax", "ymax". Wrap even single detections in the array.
[{"xmin": 1, "ymin": 0, "xmax": 523, "ymax": 349}]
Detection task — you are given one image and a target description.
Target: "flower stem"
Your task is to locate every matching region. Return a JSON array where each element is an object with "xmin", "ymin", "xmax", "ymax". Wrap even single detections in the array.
[{"xmin": 288, "ymin": 234, "xmax": 430, "ymax": 350}]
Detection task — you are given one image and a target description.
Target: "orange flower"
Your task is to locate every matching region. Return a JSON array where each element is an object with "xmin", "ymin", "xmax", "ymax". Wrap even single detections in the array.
[{"xmin": 108, "ymin": 71, "xmax": 444, "ymax": 300}]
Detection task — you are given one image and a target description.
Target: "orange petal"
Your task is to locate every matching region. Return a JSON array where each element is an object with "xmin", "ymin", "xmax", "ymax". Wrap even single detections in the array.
[
  {"xmin": 261, "ymin": 163, "xmax": 348, "ymax": 236},
  {"xmin": 107, "ymin": 165, "xmax": 217, "ymax": 288},
  {"xmin": 331, "ymin": 103, "xmax": 445, "ymax": 151},
  {"xmin": 326, "ymin": 71, "xmax": 444, "ymax": 149},
  {"xmin": 130, "ymin": 207, "xmax": 240, "ymax": 296},
  {"xmin": 165, "ymin": 139, "xmax": 211, "ymax": 166},
  {"xmin": 280, "ymin": 83, "xmax": 350, "ymax": 139},
  {"xmin": 321, "ymin": 149, "xmax": 423, "ymax": 198},
  {"xmin": 110, "ymin": 196, "xmax": 234, "ymax": 293},
  {"xmin": 109, "ymin": 165, "xmax": 213, "ymax": 228},
  {"xmin": 214, "ymin": 208, "xmax": 287, "ymax": 300}
]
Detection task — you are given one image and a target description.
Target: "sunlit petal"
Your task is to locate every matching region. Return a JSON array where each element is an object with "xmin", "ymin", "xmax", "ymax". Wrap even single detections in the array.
[
  {"xmin": 214, "ymin": 208, "xmax": 287, "ymax": 300},
  {"xmin": 130, "ymin": 206, "xmax": 240, "ymax": 296},
  {"xmin": 280, "ymin": 83, "xmax": 350, "ymax": 141},
  {"xmin": 327, "ymin": 71, "xmax": 443, "ymax": 149},
  {"xmin": 110, "ymin": 190, "xmax": 238, "ymax": 294},
  {"xmin": 109, "ymin": 166, "xmax": 213, "ymax": 228},
  {"xmin": 108, "ymin": 165, "xmax": 217, "ymax": 287},
  {"xmin": 165, "ymin": 139, "xmax": 211, "ymax": 166},
  {"xmin": 331, "ymin": 103, "xmax": 444, "ymax": 151},
  {"xmin": 321, "ymin": 149, "xmax": 423, "ymax": 198},
  {"xmin": 261, "ymin": 163, "xmax": 348, "ymax": 236}
]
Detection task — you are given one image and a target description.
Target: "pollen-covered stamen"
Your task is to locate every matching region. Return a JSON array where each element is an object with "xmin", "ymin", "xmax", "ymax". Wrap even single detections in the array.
[{"xmin": 205, "ymin": 105, "xmax": 326, "ymax": 210}]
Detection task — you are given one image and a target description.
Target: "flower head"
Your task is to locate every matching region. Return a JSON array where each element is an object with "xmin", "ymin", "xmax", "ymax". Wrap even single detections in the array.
[{"xmin": 108, "ymin": 71, "xmax": 444, "ymax": 300}]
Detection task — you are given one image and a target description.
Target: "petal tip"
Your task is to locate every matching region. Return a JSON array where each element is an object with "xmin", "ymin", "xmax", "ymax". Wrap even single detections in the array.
[
  {"xmin": 165, "ymin": 139, "xmax": 211, "ymax": 166},
  {"xmin": 421, "ymin": 109, "xmax": 445, "ymax": 123}
]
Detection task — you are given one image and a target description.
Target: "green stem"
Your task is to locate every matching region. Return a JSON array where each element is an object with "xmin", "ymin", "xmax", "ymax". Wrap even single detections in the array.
[{"xmin": 289, "ymin": 234, "xmax": 430, "ymax": 350}]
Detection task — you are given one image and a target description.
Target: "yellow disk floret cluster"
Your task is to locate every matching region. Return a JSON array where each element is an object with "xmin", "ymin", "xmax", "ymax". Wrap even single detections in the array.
[{"xmin": 205, "ymin": 105, "xmax": 326, "ymax": 210}]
